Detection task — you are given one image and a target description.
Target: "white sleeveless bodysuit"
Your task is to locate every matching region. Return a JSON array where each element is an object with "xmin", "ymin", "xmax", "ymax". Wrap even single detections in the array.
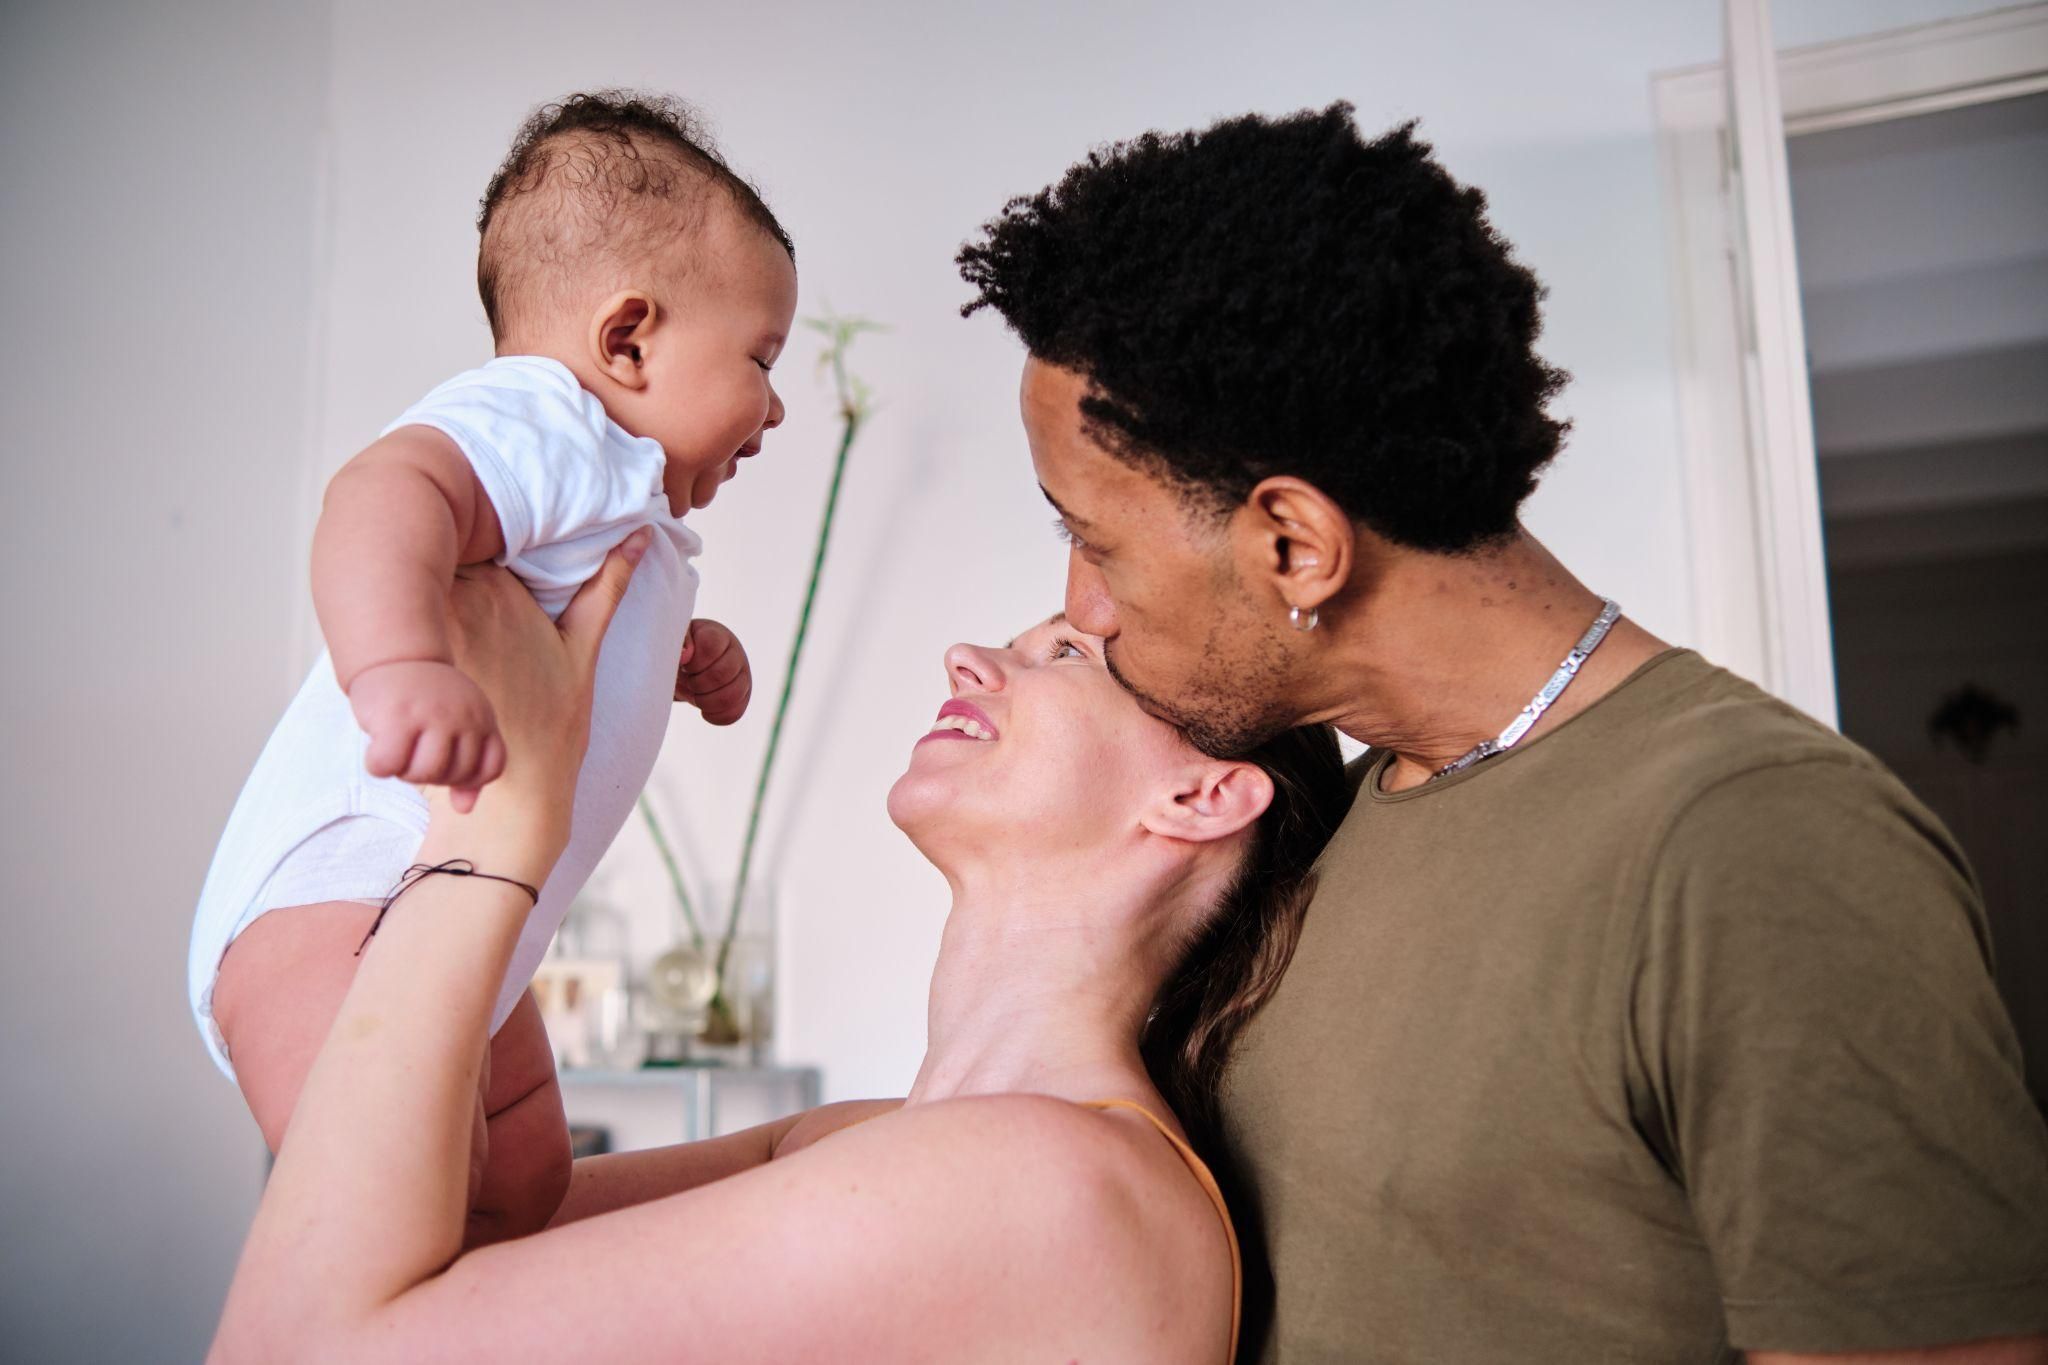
[{"xmin": 188, "ymin": 356, "xmax": 700, "ymax": 1078}]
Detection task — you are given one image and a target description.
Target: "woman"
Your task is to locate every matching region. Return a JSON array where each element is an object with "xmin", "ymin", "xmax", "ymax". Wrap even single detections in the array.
[{"xmin": 210, "ymin": 531, "xmax": 1347, "ymax": 1363}]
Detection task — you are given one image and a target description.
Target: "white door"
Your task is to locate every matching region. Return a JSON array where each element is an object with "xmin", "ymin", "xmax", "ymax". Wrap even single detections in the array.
[
  {"xmin": 1653, "ymin": 3, "xmax": 2048, "ymax": 728},
  {"xmin": 1721, "ymin": 0, "xmax": 1838, "ymax": 728}
]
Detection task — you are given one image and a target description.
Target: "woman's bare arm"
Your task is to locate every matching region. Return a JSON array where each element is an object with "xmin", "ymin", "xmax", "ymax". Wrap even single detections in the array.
[
  {"xmin": 549, "ymin": 1100, "xmax": 904, "ymax": 1227},
  {"xmin": 212, "ymin": 826, "xmax": 547, "ymax": 1359},
  {"xmin": 270, "ymin": 1094, "xmax": 1227, "ymax": 1365},
  {"xmin": 211, "ymin": 546, "xmax": 639, "ymax": 1361}
]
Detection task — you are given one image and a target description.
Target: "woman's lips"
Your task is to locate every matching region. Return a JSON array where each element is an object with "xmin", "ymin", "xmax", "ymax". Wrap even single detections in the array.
[{"xmin": 920, "ymin": 698, "xmax": 999, "ymax": 743}]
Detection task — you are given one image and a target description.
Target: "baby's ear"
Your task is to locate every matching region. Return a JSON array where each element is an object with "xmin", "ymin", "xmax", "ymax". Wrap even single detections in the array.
[
  {"xmin": 1140, "ymin": 760, "xmax": 1273, "ymax": 845},
  {"xmin": 589, "ymin": 290, "xmax": 657, "ymax": 389}
]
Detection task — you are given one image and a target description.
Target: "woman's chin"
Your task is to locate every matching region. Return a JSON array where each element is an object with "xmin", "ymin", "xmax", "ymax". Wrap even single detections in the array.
[
  {"xmin": 885, "ymin": 768, "xmax": 938, "ymax": 834},
  {"xmin": 886, "ymin": 767, "xmax": 981, "ymax": 853},
  {"xmin": 885, "ymin": 776, "xmax": 954, "ymax": 873}
]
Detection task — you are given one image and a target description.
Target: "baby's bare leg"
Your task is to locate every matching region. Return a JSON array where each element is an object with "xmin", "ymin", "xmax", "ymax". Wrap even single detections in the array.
[
  {"xmin": 212, "ymin": 902, "xmax": 385, "ymax": 1152},
  {"xmin": 212, "ymin": 904, "xmax": 568, "ymax": 1244},
  {"xmin": 465, "ymin": 991, "xmax": 571, "ymax": 1247}
]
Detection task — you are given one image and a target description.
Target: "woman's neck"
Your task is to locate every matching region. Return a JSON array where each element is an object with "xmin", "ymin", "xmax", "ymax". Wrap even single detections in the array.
[{"xmin": 906, "ymin": 859, "xmax": 1186, "ymax": 1110}]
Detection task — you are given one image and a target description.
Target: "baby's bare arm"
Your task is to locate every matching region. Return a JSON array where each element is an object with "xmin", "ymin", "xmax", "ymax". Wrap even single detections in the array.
[
  {"xmin": 312, "ymin": 426, "xmax": 505, "ymax": 688},
  {"xmin": 313, "ymin": 427, "xmax": 511, "ymax": 801}
]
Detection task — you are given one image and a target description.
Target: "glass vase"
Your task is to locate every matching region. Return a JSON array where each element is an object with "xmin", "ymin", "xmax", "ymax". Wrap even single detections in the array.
[{"xmin": 693, "ymin": 879, "xmax": 776, "ymax": 1065}]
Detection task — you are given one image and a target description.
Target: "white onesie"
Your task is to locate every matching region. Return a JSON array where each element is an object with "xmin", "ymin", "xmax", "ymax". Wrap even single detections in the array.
[{"xmin": 188, "ymin": 355, "xmax": 700, "ymax": 1079}]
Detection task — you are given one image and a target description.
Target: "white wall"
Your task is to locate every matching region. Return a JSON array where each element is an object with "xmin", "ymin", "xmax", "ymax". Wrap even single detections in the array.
[
  {"xmin": 308, "ymin": 0, "xmax": 1745, "ymax": 1111},
  {"xmin": 1, "ymin": 0, "xmax": 2018, "ymax": 1358},
  {"xmin": 0, "ymin": 3, "xmax": 329, "ymax": 1360}
]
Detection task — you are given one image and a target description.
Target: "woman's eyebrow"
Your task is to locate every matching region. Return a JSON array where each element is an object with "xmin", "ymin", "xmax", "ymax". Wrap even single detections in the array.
[{"xmin": 1004, "ymin": 612, "xmax": 1068, "ymax": 650}]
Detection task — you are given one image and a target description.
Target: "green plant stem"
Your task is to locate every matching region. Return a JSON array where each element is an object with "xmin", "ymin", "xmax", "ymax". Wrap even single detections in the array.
[
  {"xmin": 638, "ymin": 794, "xmax": 704, "ymax": 949},
  {"xmin": 716, "ymin": 406, "xmax": 863, "ymax": 988}
]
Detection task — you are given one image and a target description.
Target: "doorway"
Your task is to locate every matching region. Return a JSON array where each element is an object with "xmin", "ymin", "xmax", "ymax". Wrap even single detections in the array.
[
  {"xmin": 1788, "ymin": 90, "xmax": 2048, "ymax": 1101},
  {"xmin": 1656, "ymin": 6, "xmax": 2048, "ymax": 1104}
]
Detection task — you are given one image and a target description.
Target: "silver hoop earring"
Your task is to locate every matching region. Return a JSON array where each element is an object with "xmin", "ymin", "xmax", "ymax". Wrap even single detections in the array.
[{"xmin": 1289, "ymin": 604, "xmax": 1319, "ymax": 633}]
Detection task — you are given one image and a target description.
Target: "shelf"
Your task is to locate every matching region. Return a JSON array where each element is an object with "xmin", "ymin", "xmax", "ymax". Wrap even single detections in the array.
[{"xmin": 556, "ymin": 1064, "xmax": 823, "ymax": 1146}]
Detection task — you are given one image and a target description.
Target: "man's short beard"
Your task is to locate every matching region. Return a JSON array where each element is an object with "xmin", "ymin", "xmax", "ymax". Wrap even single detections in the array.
[{"xmin": 1103, "ymin": 631, "xmax": 1292, "ymax": 760}]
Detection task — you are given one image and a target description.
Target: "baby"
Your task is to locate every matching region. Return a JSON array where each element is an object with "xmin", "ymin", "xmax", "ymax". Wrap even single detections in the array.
[{"xmin": 188, "ymin": 92, "xmax": 797, "ymax": 1244}]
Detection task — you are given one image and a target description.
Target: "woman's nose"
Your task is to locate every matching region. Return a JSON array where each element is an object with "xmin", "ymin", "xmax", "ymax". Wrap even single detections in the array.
[
  {"xmin": 765, "ymin": 385, "xmax": 786, "ymax": 429},
  {"xmin": 944, "ymin": 642, "xmax": 1004, "ymax": 695}
]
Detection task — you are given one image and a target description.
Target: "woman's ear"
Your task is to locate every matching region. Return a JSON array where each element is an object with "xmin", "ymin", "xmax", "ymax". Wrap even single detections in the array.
[
  {"xmin": 1235, "ymin": 476, "xmax": 1353, "ymax": 621},
  {"xmin": 588, "ymin": 290, "xmax": 657, "ymax": 389},
  {"xmin": 1141, "ymin": 760, "xmax": 1274, "ymax": 844}
]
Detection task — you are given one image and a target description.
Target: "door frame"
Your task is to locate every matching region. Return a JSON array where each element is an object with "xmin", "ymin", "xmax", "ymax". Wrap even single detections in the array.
[{"xmin": 1651, "ymin": 4, "xmax": 2048, "ymax": 723}]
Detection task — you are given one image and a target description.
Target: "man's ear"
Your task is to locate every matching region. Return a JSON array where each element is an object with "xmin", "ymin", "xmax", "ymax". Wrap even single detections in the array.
[
  {"xmin": 588, "ymin": 290, "xmax": 657, "ymax": 390},
  {"xmin": 1235, "ymin": 476, "xmax": 1353, "ymax": 620},
  {"xmin": 1141, "ymin": 760, "xmax": 1274, "ymax": 844}
]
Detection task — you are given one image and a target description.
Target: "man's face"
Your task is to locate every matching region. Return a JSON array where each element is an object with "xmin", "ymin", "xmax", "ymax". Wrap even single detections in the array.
[{"xmin": 1020, "ymin": 358, "xmax": 1299, "ymax": 757}]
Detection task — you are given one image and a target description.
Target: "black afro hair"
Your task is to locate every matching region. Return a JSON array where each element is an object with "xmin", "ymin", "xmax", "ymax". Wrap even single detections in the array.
[{"xmin": 958, "ymin": 103, "xmax": 1570, "ymax": 553}]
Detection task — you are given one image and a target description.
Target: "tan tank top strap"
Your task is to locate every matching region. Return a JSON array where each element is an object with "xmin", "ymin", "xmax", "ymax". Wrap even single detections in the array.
[{"xmin": 1080, "ymin": 1098, "xmax": 1242, "ymax": 1364}]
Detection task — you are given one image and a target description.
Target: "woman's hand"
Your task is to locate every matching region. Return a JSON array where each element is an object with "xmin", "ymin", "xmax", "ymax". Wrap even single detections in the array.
[{"xmin": 433, "ymin": 528, "xmax": 651, "ymax": 860}]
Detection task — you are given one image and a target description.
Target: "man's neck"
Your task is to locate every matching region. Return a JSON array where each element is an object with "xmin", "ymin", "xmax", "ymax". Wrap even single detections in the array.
[{"xmin": 1314, "ymin": 531, "xmax": 1669, "ymax": 792}]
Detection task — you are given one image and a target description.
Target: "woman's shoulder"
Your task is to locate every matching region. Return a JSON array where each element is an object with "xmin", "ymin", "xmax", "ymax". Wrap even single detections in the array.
[
  {"xmin": 788, "ymin": 1093, "xmax": 1236, "ymax": 1355},
  {"xmin": 839, "ymin": 1091, "xmax": 1201, "ymax": 1193},
  {"xmin": 804, "ymin": 1092, "xmax": 1162, "ymax": 1193},
  {"xmin": 420, "ymin": 1092, "xmax": 1236, "ymax": 1363}
]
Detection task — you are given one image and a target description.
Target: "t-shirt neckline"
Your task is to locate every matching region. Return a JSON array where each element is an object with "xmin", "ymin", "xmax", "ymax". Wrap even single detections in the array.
[{"xmin": 1363, "ymin": 647, "xmax": 1696, "ymax": 803}]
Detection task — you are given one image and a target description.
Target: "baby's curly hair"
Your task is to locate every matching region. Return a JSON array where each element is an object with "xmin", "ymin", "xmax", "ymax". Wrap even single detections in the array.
[
  {"xmin": 477, "ymin": 90, "xmax": 792, "ymax": 343},
  {"xmin": 958, "ymin": 104, "xmax": 1568, "ymax": 553}
]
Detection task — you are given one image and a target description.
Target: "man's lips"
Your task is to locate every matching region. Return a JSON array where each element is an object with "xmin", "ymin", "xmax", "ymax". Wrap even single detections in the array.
[{"xmin": 920, "ymin": 698, "xmax": 999, "ymax": 743}]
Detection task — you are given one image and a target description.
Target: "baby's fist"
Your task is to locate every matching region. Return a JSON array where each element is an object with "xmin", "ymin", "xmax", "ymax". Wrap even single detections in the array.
[
  {"xmin": 348, "ymin": 659, "xmax": 506, "ymax": 812},
  {"xmin": 676, "ymin": 618, "xmax": 751, "ymax": 726}
]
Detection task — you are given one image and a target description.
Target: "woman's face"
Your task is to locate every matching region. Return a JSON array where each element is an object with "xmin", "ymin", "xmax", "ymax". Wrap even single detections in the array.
[{"xmin": 887, "ymin": 615, "xmax": 1223, "ymax": 863}]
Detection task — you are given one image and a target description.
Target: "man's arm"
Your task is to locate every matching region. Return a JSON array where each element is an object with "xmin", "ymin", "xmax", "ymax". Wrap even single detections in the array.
[{"xmin": 1637, "ymin": 758, "xmax": 2048, "ymax": 1356}]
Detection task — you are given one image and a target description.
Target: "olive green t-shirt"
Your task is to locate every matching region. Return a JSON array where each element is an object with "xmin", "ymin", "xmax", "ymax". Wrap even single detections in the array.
[{"xmin": 1220, "ymin": 650, "xmax": 2048, "ymax": 1363}]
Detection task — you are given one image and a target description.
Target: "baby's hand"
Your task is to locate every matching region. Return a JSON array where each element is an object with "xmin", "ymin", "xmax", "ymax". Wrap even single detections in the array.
[
  {"xmin": 347, "ymin": 659, "xmax": 506, "ymax": 813},
  {"xmin": 676, "ymin": 619, "xmax": 752, "ymax": 726}
]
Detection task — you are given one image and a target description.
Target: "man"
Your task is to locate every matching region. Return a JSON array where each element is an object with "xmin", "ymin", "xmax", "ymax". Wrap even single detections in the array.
[{"xmin": 958, "ymin": 103, "xmax": 2048, "ymax": 1363}]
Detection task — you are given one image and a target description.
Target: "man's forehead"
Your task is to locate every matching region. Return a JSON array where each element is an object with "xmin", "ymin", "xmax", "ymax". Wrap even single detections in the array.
[
  {"xmin": 1020, "ymin": 355, "xmax": 1091, "ymax": 411},
  {"xmin": 1021, "ymin": 362, "xmax": 1113, "ymax": 479},
  {"xmin": 1026, "ymin": 406, "xmax": 1180, "ymax": 529}
]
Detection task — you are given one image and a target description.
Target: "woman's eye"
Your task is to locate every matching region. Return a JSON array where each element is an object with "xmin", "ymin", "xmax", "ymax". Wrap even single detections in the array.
[
  {"xmin": 1049, "ymin": 636, "xmax": 1085, "ymax": 662},
  {"xmin": 753, "ymin": 358, "xmax": 773, "ymax": 373},
  {"xmin": 1052, "ymin": 518, "xmax": 1088, "ymax": 551}
]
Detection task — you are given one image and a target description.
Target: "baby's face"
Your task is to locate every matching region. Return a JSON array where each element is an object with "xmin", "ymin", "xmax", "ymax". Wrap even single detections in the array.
[{"xmin": 628, "ymin": 209, "xmax": 799, "ymax": 514}]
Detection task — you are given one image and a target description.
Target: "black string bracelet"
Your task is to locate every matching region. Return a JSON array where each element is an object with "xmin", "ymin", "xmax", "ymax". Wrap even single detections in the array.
[{"xmin": 353, "ymin": 859, "xmax": 541, "ymax": 956}]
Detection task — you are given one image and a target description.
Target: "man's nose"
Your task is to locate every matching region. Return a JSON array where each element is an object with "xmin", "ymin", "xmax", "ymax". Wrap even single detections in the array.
[
  {"xmin": 944, "ymin": 642, "xmax": 1004, "ymax": 694},
  {"xmin": 1063, "ymin": 551, "xmax": 1119, "ymax": 639}
]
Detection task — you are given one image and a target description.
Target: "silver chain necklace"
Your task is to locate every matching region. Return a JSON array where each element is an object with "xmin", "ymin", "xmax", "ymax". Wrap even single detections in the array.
[{"xmin": 1432, "ymin": 598, "xmax": 1622, "ymax": 781}]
